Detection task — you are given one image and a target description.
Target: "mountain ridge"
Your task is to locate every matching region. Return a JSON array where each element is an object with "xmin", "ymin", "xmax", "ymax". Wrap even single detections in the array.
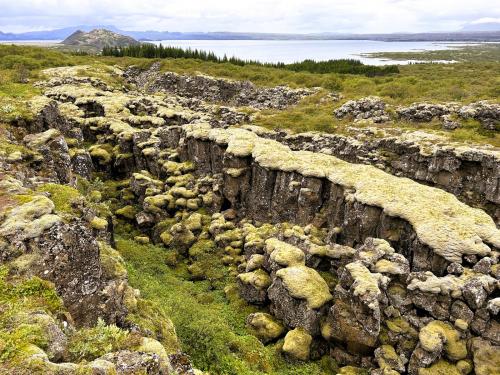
[{"xmin": 1, "ymin": 26, "xmax": 500, "ymax": 42}]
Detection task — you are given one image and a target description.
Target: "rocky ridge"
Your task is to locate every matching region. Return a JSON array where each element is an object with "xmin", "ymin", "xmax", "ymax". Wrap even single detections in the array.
[
  {"xmin": 125, "ymin": 62, "xmax": 317, "ymax": 110},
  {"xmin": 334, "ymin": 96, "xmax": 500, "ymax": 131},
  {"xmin": 0, "ymin": 65, "xmax": 499, "ymax": 374}
]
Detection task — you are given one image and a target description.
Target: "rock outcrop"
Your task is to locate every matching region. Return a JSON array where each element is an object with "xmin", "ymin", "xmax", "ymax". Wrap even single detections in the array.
[{"xmin": 125, "ymin": 62, "xmax": 316, "ymax": 110}]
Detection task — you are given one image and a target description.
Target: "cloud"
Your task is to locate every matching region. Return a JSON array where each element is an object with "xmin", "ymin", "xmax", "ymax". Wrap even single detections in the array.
[
  {"xmin": 470, "ymin": 17, "xmax": 500, "ymax": 24},
  {"xmin": 0, "ymin": 0, "xmax": 499, "ymax": 33}
]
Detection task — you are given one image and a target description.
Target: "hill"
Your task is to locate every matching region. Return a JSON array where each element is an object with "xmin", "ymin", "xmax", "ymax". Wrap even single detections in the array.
[{"xmin": 61, "ymin": 28, "xmax": 139, "ymax": 50}]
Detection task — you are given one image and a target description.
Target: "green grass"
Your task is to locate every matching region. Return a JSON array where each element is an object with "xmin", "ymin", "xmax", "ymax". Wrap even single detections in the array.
[{"xmin": 114, "ymin": 234, "xmax": 337, "ymax": 375}]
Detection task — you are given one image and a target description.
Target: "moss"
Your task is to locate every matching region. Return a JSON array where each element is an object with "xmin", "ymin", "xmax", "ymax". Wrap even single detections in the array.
[
  {"xmin": 169, "ymin": 186, "xmax": 197, "ymax": 199},
  {"xmin": 99, "ymin": 242, "xmax": 127, "ymax": 280},
  {"xmin": 160, "ymin": 231, "xmax": 173, "ymax": 246},
  {"xmin": 386, "ymin": 317, "xmax": 418, "ymax": 337},
  {"xmin": 471, "ymin": 337, "xmax": 500, "ymax": 375},
  {"xmin": 67, "ymin": 318, "xmax": 131, "ymax": 361},
  {"xmin": 89, "ymin": 144, "xmax": 112, "ymax": 165},
  {"xmin": 126, "ymin": 298, "xmax": 180, "ymax": 354},
  {"xmin": 419, "ymin": 321, "xmax": 467, "ymax": 361},
  {"xmin": 134, "ymin": 236, "xmax": 150, "ymax": 244},
  {"xmin": 184, "ymin": 213, "xmax": 204, "ymax": 232},
  {"xmin": 90, "ymin": 217, "xmax": 108, "ymax": 230},
  {"xmin": 246, "ymin": 254, "xmax": 265, "ymax": 272},
  {"xmin": 115, "ymin": 205, "xmax": 137, "ymax": 220},
  {"xmin": 36, "ymin": 183, "xmax": 81, "ymax": 214},
  {"xmin": 266, "ymin": 238, "xmax": 305, "ymax": 267},
  {"xmin": 0, "ymin": 266, "xmax": 64, "ymax": 363},
  {"xmin": 88, "ymin": 190, "xmax": 102, "ymax": 202},
  {"xmin": 238, "ymin": 269, "xmax": 272, "ymax": 290},
  {"xmin": 456, "ymin": 359, "xmax": 473, "ymax": 375},
  {"xmin": 376, "ymin": 345, "xmax": 403, "ymax": 372},
  {"xmin": 188, "ymin": 239, "xmax": 216, "ymax": 258},
  {"xmin": 163, "ymin": 161, "xmax": 194, "ymax": 176},
  {"xmin": 0, "ymin": 195, "xmax": 61, "ymax": 240},
  {"xmin": 276, "ymin": 266, "xmax": 332, "ymax": 309},
  {"xmin": 337, "ymin": 366, "xmax": 369, "ymax": 375},
  {"xmin": 24, "ymin": 128, "xmax": 60, "ymax": 149},
  {"xmin": 418, "ymin": 360, "xmax": 461, "ymax": 375},
  {"xmin": 247, "ymin": 313, "xmax": 285, "ymax": 343},
  {"xmin": 282, "ymin": 328, "xmax": 312, "ymax": 361}
]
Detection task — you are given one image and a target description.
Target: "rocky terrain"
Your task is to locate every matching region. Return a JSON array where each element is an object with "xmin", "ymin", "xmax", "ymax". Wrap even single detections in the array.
[
  {"xmin": 334, "ymin": 96, "xmax": 500, "ymax": 131},
  {"xmin": 0, "ymin": 63, "xmax": 499, "ymax": 374},
  {"xmin": 62, "ymin": 29, "xmax": 140, "ymax": 50}
]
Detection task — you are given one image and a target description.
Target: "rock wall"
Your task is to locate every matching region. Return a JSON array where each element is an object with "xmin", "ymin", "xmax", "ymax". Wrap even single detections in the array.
[{"xmin": 246, "ymin": 126, "xmax": 500, "ymax": 223}]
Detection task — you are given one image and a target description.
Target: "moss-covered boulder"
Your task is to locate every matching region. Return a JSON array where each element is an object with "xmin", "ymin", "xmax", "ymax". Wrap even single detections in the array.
[
  {"xmin": 246, "ymin": 312, "xmax": 285, "ymax": 343},
  {"xmin": 282, "ymin": 327, "xmax": 312, "ymax": 361}
]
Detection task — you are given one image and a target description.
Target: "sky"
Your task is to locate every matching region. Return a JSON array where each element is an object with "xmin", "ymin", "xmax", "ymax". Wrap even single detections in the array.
[{"xmin": 0, "ymin": 0, "xmax": 499, "ymax": 34}]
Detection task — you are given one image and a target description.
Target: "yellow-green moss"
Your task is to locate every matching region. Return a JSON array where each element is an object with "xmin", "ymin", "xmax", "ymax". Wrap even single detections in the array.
[
  {"xmin": 266, "ymin": 238, "xmax": 305, "ymax": 267},
  {"xmin": 115, "ymin": 205, "xmax": 137, "ymax": 220},
  {"xmin": 99, "ymin": 242, "xmax": 127, "ymax": 280},
  {"xmin": 246, "ymin": 313, "xmax": 284, "ymax": 343},
  {"xmin": 36, "ymin": 183, "xmax": 81, "ymax": 214},
  {"xmin": 282, "ymin": 327, "xmax": 312, "ymax": 361},
  {"xmin": 237, "ymin": 269, "xmax": 272, "ymax": 289},
  {"xmin": 419, "ymin": 321, "xmax": 467, "ymax": 361},
  {"xmin": 345, "ymin": 261, "xmax": 390, "ymax": 310},
  {"xmin": 0, "ymin": 195, "xmax": 61, "ymax": 239},
  {"xmin": 89, "ymin": 144, "xmax": 112, "ymax": 165},
  {"xmin": 418, "ymin": 360, "xmax": 461, "ymax": 375},
  {"xmin": 471, "ymin": 337, "xmax": 500, "ymax": 375},
  {"xmin": 90, "ymin": 217, "xmax": 108, "ymax": 230},
  {"xmin": 276, "ymin": 265, "xmax": 332, "ymax": 309}
]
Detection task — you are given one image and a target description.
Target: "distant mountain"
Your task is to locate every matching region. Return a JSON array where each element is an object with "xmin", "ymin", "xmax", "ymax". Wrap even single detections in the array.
[
  {"xmin": 461, "ymin": 22, "xmax": 500, "ymax": 32},
  {"xmin": 62, "ymin": 29, "xmax": 139, "ymax": 50},
  {"xmin": 1, "ymin": 25, "xmax": 500, "ymax": 42},
  {"xmin": 0, "ymin": 25, "xmax": 120, "ymax": 40}
]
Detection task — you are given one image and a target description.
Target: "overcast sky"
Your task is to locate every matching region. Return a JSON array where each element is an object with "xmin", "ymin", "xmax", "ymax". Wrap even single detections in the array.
[{"xmin": 0, "ymin": 0, "xmax": 499, "ymax": 33}]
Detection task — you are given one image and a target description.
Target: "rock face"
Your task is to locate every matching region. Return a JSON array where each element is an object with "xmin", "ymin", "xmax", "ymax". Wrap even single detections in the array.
[
  {"xmin": 125, "ymin": 62, "xmax": 316, "ymax": 110},
  {"xmin": 62, "ymin": 28, "xmax": 140, "ymax": 50},
  {"xmin": 255, "ymin": 126, "xmax": 500, "ymax": 223}
]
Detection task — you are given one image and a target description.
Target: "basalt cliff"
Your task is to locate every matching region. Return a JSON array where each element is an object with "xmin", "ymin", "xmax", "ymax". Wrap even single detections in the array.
[{"xmin": 0, "ymin": 63, "xmax": 498, "ymax": 374}]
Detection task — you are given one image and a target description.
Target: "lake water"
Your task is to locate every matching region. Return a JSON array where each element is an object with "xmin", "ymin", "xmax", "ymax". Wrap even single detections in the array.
[
  {"xmin": 151, "ymin": 40, "xmax": 470, "ymax": 65},
  {"xmin": 0, "ymin": 39, "xmax": 472, "ymax": 65}
]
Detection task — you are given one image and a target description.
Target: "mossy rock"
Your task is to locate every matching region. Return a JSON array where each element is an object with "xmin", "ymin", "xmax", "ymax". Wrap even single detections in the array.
[
  {"xmin": 419, "ymin": 359, "xmax": 461, "ymax": 375},
  {"xmin": 419, "ymin": 320, "xmax": 467, "ymax": 361},
  {"xmin": 282, "ymin": 327, "xmax": 312, "ymax": 361},
  {"xmin": 115, "ymin": 205, "xmax": 137, "ymax": 220},
  {"xmin": 275, "ymin": 265, "xmax": 332, "ymax": 309},
  {"xmin": 246, "ymin": 312, "xmax": 285, "ymax": 343},
  {"xmin": 266, "ymin": 238, "xmax": 305, "ymax": 267}
]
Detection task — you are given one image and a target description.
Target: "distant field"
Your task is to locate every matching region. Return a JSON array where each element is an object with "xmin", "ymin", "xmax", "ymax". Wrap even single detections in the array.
[{"xmin": 364, "ymin": 43, "xmax": 500, "ymax": 62}]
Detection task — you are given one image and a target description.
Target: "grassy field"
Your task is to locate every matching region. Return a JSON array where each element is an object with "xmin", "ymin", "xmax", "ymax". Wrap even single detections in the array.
[{"xmin": 364, "ymin": 43, "xmax": 500, "ymax": 63}]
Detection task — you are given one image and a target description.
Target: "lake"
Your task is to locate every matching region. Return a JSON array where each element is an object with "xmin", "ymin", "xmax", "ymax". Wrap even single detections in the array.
[
  {"xmin": 0, "ymin": 39, "xmax": 472, "ymax": 65},
  {"xmin": 151, "ymin": 40, "xmax": 469, "ymax": 65}
]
